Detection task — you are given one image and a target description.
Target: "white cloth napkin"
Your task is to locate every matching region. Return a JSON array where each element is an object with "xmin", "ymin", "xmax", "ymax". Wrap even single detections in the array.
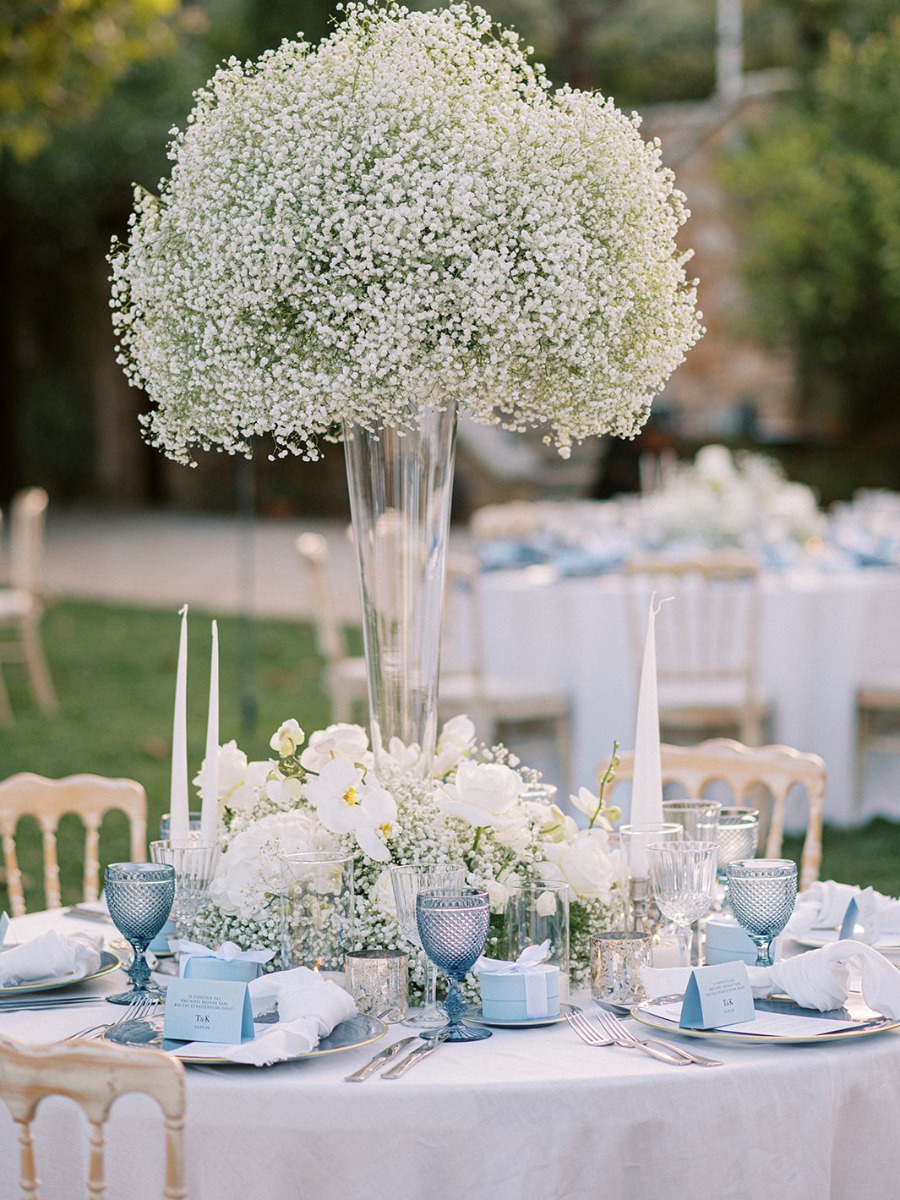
[
  {"xmin": 171, "ymin": 966, "xmax": 357, "ymax": 1065},
  {"xmin": 0, "ymin": 929, "xmax": 102, "ymax": 986},
  {"xmin": 787, "ymin": 881, "xmax": 900, "ymax": 940},
  {"xmin": 642, "ymin": 940, "xmax": 900, "ymax": 1018}
]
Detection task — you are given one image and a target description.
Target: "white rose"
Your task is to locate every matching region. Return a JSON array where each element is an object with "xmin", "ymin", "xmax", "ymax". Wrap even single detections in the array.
[
  {"xmin": 536, "ymin": 829, "xmax": 619, "ymax": 902},
  {"xmin": 493, "ymin": 819, "xmax": 533, "ymax": 854},
  {"xmin": 485, "ymin": 879, "xmax": 510, "ymax": 914},
  {"xmin": 436, "ymin": 760, "xmax": 523, "ymax": 829}
]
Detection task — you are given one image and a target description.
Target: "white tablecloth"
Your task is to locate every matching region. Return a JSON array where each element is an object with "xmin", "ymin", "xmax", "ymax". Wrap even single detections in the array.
[
  {"xmin": 2, "ymin": 910, "xmax": 900, "ymax": 1200},
  {"xmin": 476, "ymin": 565, "xmax": 900, "ymax": 828}
]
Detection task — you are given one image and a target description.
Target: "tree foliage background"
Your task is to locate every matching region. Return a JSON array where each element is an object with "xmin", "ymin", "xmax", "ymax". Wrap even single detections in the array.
[{"xmin": 2, "ymin": 0, "xmax": 899, "ymax": 507}]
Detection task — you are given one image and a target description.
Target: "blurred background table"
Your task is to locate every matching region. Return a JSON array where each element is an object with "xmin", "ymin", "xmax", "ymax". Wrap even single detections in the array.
[{"xmin": 476, "ymin": 563, "xmax": 900, "ymax": 827}]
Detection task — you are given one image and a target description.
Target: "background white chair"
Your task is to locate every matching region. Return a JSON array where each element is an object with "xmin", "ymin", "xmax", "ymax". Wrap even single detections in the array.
[
  {"xmin": 296, "ymin": 532, "xmax": 369, "ymax": 724},
  {"xmin": 623, "ymin": 553, "xmax": 771, "ymax": 746},
  {"xmin": 439, "ymin": 554, "xmax": 572, "ymax": 789},
  {"xmin": 0, "ymin": 1035, "xmax": 186, "ymax": 1199},
  {"xmin": 0, "ymin": 772, "xmax": 147, "ymax": 917},
  {"xmin": 598, "ymin": 737, "xmax": 826, "ymax": 891},
  {"xmin": 855, "ymin": 675, "xmax": 900, "ymax": 812},
  {"xmin": 0, "ymin": 486, "xmax": 58, "ymax": 724}
]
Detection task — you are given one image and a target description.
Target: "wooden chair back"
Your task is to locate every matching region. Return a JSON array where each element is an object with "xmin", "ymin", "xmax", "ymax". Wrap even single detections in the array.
[
  {"xmin": 600, "ymin": 738, "xmax": 825, "ymax": 891},
  {"xmin": 623, "ymin": 553, "xmax": 768, "ymax": 743},
  {"xmin": 9, "ymin": 488, "xmax": 49, "ymax": 594},
  {"xmin": 0, "ymin": 1036, "xmax": 186, "ymax": 1199},
  {"xmin": 0, "ymin": 773, "xmax": 147, "ymax": 918}
]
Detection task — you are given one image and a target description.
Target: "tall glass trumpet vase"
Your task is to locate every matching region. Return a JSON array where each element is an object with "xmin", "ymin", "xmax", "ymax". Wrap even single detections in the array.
[
  {"xmin": 726, "ymin": 859, "xmax": 798, "ymax": 967},
  {"xmin": 390, "ymin": 863, "xmax": 465, "ymax": 1027},
  {"xmin": 344, "ymin": 403, "xmax": 457, "ymax": 777},
  {"xmin": 104, "ymin": 863, "xmax": 175, "ymax": 1005},
  {"xmin": 150, "ymin": 840, "xmax": 220, "ymax": 940},
  {"xmin": 647, "ymin": 841, "xmax": 718, "ymax": 969},
  {"xmin": 416, "ymin": 888, "xmax": 492, "ymax": 1043}
]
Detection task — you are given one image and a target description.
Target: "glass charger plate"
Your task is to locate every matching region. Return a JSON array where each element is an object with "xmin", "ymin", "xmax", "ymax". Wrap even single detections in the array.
[
  {"xmin": 790, "ymin": 929, "xmax": 900, "ymax": 952},
  {"xmin": 0, "ymin": 950, "xmax": 122, "ymax": 996},
  {"xmin": 632, "ymin": 994, "xmax": 900, "ymax": 1045},
  {"xmin": 463, "ymin": 1002, "xmax": 580, "ymax": 1029},
  {"xmin": 103, "ymin": 1012, "xmax": 387, "ymax": 1065}
]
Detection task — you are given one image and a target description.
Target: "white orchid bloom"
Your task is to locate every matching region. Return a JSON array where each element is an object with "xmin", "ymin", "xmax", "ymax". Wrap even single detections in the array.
[
  {"xmin": 269, "ymin": 719, "xmax": 305, "ymax": 756},
  {"xmin": 304, "ymin": 758, "xmax": 397, "ymax": 862},
  {"xmin": 433, "ymin": 715, "xmax": 477, "ymax": 776},
  {"xmin": 437, "ymin": 760, "xmax": 523, "ymax": 829},
  {"xmin": 299, "ymin": 724, "xmax": 369, "ymax": 772}
]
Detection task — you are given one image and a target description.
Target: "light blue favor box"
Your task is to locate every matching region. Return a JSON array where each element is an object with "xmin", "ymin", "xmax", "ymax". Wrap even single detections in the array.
[
  {"xmin": 181, "ymin": 957, "xmax": 262, "ymax": 983},
  {"xmin": 480, "ymin": 964, "xmax": 560, "ymax": 1020},
  {"xmin": 148, "ymin": 919, "xmax": 175, "ymax": 954},
  {"xmin": 704, "ymin": 916, "xmax": 781, "ymax": 966}
]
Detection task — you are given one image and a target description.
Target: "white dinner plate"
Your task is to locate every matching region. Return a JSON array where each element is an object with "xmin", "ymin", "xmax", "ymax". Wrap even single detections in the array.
[
  {"xmin": 463, "ymin": 1002, "xmax": 580, "ymax": 1029},
  {"xmin": 632, "ymin": 993, "xmax": 900, "ymax": 1045},
  {"xmin": 103, "ymin": 1012, "xmax": 387, "ymax": 1065},
  {"xmin": 0, "ymin": 950, "xmax": 122, "ymax": 996},
  {"xmin": 790, "ymin": 928, "xmax": 900, "ymax": 953}
]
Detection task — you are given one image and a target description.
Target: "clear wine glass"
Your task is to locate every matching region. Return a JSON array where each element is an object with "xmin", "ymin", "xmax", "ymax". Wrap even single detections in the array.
[
  {"xmin": 727, "ymin": 859, "xmax": 798, "ymax": 967},
  {"xmin": 646, "ymin": 841, "xmax": 718, "ymax": 968},
  {"xmin": 104, "ymin": 863, "xmax": 175, "ymax": 1005},
  {"xmin": 416, "ymin": 887, "xmax": 492, "ymax": 1043},
  {"xmin": 714, "ymin": 809, "xmax": 760, "ymax": 912},
  {"xmin": 149, "ymin": 839, "xmax": 220, "ymax": 940},
  {"xmin": 390, "ymin": 863, "xmax": 465, "ymax": 1028},
  {"xmin": 661, "ymin": 800, "xmax": 722, "ymax": 842}
]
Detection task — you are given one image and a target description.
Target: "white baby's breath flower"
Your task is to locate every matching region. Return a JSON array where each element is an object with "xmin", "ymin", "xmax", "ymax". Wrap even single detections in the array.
[{"xmin": 110, "ymin": 2, "xmax": 701, "ymax": 466}]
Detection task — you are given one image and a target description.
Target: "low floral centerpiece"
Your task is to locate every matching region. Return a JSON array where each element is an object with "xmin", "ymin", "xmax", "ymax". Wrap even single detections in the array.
[
  {"xmin": 639, "ymin": 444, "xmax": 822, "ymax": 551},
  {"xmin": 194, "ymin": 716, "xmax": 623, "ymax": 994}
]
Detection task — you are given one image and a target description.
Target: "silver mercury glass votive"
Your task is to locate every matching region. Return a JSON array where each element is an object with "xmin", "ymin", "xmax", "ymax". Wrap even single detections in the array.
[{"xmin": 345, "ymin": 949, "xmax": 409, "ymax": 1021}]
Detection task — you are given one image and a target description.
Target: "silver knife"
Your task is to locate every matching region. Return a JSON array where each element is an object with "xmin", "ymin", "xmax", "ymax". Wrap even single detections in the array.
[
  {"xmin": 344, "ymin": 1036, "xmax": 418, "ymax": 1082},
  {"xmin": 381, "ymin": 1030, "xmax": 450, "ymax": 1080}
]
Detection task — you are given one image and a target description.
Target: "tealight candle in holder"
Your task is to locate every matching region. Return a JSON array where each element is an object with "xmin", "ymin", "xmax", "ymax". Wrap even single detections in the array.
[{"xmin": 345, "ymin": 949, "xmax": 408, "ymax": 1021}]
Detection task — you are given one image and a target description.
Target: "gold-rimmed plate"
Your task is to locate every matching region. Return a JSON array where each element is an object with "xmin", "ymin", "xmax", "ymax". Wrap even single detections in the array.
[
  {"xmin": 0, "ymin": 950, "xmax": 122, "ymax": 996},
  {"xmin": 463, "ymin": 1002, "xmax": 580, "ymax": 1029},
  {"xmin": 790, "ymin": 929, "xmax": 900, "ymax": 953},
  {"xmin": 103, "ymin": 1012, "xmax": 387, "ymax": 1065},
  {"xmin": 632, "ymin": 994, "xmax": 900, "ymax": 1045}
]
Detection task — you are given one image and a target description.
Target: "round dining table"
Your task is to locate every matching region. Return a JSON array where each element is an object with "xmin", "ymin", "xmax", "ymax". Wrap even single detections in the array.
[
  {"xmin": 475, "ymin": 563, "xmax": 900, "ymax": 829},
  {"xmin": 2, "ymin": 908, "xmax": 900, "ymax": 1200}
]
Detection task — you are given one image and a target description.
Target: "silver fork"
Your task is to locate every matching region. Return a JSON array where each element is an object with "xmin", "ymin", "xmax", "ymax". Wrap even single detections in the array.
[
  {"xmin": 566, "ymin": 1009, "xmax": 685, "ymax": 1065},
  {"xmin": 62, "ymin": 993, "xmax": 158, "ymax": 1042},
  {"xmin": 596, "ymin": 1010, "xmax": 723, "ymax": 1067}
]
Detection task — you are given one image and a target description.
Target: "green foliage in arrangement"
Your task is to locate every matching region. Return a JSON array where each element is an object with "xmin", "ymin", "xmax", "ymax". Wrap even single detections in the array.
[
  {"xmin": 0, "ymin": 601, "xmax": 332, "ymax": 914},
  {"xmin": 721, "ymin": 20, "xmax": 900, "ymax": 437}
]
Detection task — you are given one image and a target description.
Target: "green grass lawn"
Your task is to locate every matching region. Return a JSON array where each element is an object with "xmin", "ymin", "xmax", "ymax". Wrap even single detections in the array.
[
  {"xmin": 0, "ymin": 600, "xmax": 333, "ymax": 912},
  {"xmin": 1, "ymin": 599, "xmax": 899, "ymax": 914}
]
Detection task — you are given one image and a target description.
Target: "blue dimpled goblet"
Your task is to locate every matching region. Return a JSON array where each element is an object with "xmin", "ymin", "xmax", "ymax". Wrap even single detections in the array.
[
  {"xmin": 416, "ymin": 888, "xmax": 492, "ymax": 1043},
  {"xmin": 104, "ymin": 863, "xmax": 176, "ymax": 1005},
  {"xmin": 726, "ymin": 859, "xmax": 797, "ymax": 967}
]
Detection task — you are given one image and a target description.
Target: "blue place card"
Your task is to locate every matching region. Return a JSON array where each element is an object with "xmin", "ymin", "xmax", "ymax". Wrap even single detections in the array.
[
  {"xmin": 163, "ymin": 978, "xmax": 254, "ymax": 1044},
  {"xmin": 0, "ymin": 912, "xmax": 9, "ymax": 947},
  {"xmin": 839, "ymin": 897, "xmax": 861, "ymax": 941},
  {"xmin": 680, "ymin": 961, "xmax": 756, "ymax": 1030}
]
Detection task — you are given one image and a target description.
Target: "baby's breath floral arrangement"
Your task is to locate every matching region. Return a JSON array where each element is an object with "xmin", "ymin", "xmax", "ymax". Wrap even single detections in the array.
[
  {"xmin": 193, "ymin": 716, "xmax": 624, "ymax": 995},
  {"xmin": 110, "ymin": 0, "xmax": 701, "ymax": 464}
]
